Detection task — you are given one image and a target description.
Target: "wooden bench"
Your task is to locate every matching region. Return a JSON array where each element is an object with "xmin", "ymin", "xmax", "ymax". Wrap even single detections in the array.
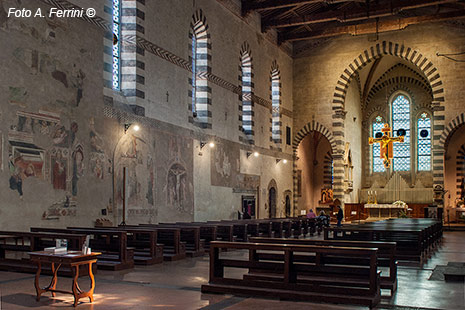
[
  {"xmin": 31, "ymin": 227, "xmax": 134, "ymax": 270},
  {"xmin": 82, "ymin": 226, "xmax": 164, "ymax": 265},
  {"xmin": 174, "ymin": 222, "xmax": 217, "ymax": 250},
  {"xmin": 249, "ymin": 237, "xmax": 397, "ymax": 294},
  {"xmin": 0, "ymin": 231, "xmax": 87, "ymax": 275},
  {"xmin": 156, "ymin": 224, "xmax": 205, "ymax": 257},
  {"xmin": 201, "ymin": 241, "xmax": 381, "ymax": 308},
  {"xmin": 136, "ymin": 225, "xmax": 186, "ymax": 261}
]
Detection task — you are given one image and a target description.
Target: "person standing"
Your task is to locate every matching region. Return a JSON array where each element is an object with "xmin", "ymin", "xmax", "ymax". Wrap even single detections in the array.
[{"xmin": 336, "ymin": 205, "xmax": 344, "ymax": 227}]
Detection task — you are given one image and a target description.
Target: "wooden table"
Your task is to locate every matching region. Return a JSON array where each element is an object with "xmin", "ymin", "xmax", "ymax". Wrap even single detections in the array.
[{"xmin": 28, "ymin": 251, "xmax": 100, "ymax": 307}]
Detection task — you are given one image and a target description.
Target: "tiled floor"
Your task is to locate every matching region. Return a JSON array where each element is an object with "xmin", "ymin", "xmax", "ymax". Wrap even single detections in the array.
[{"xmin": 0, "ymin": 232, "xmax": 464, "ymax": 310}]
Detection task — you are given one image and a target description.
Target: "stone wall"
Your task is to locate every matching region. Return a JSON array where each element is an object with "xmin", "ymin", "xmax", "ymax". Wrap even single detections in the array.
[{"xmin": 0, "ymin": 0, "xmax": 294, "ymax": 230}]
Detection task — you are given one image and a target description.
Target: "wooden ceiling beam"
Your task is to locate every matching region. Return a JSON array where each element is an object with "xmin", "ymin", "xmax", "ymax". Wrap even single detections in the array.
[
  {"xmin": 267, "ymin": 0, "xmax": 458, "ymax": 28},
  {"xmin": 280, "ymin": 9, "xmax": 465, "ymax": 42},
  {"xmin": 242, "ymin": 0, "xmax": 353, "ymax": 15}
]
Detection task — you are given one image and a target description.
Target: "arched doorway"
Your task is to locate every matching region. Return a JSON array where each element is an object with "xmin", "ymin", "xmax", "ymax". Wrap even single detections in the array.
[{"xmin": 269, "ymin": 187, "xmax": 277, "ymax": 218}]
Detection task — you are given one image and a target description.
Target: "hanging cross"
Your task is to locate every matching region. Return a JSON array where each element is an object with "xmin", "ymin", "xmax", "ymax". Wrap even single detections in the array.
[{"xmin": 369, "ymin": 123, "xmax": 405, "ymax": 169}]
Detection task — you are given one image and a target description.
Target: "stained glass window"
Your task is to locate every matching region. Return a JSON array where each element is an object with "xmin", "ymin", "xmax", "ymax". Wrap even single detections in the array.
[
  {"xmin": 418, "ymin": 112, "xmax": 431, "ymax": 171},
  {"xmin": 112, "ymin": 0, "xmax": 121, "ymax": 90},
  {"xmin": 392, "ymin": 95, "xmax": 411, "ymax": 171},
  {"xmin": 372, "ymin": 117, "xmax": 385, "ymax": 172}
]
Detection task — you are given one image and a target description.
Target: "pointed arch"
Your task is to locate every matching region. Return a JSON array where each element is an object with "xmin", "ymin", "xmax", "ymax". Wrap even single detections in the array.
[
  {"xmin": 332, "ymin": 41, "xmax": 445, "ymax": 199},
  {"xmin": 439, "ymin": 113, "xmax": 465, "ymax": 150}
]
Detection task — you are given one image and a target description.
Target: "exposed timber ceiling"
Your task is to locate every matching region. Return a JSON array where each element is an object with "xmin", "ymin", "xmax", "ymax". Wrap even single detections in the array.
[{"xmin": 241, "ymin": 0, "xmax": 465, "ymax": 50}]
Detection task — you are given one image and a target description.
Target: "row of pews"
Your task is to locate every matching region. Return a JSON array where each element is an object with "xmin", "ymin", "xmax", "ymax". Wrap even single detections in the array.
[
  {"xmin": 0, "ymin": 217, "xmax": 323, "ymax": 273},
  {"xmin": 201, "ymin": 218, "xmax": 442, "ymax": 308}
]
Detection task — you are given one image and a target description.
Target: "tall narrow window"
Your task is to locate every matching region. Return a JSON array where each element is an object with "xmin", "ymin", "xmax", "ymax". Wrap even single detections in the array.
[
  {"xmin": 372, "ymin": 116, "xmax": 385, "ymax": 172},
  {"xmin": 392, "ymin": 94, "xmax": 411, "ymax": 171},
  {"xmin": 241, "ymin": 47, "xmax": 253, "ymax": 143},
  {"xmin": 190, "ymin": 11, "xmax": 211, "ymax": 128},
  {"xmin": 112, "ymin": 0, "xmax": 121, "ymax": 90},
  {"xmin": 271, "ymin": 62, "xmax": 281, "ymax": 144},
  {"xmin": 418, "ymin": 112, "xmax": 432, "ymax": 171}
]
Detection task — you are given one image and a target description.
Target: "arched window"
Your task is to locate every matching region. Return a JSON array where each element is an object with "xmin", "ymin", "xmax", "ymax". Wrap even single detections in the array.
[
  {"xmin": 190, "ymin": 11, "xmax": 211, "ymax": 128},
  {"xmin": 112, "ymin": 0, "xmax": 121, "ymax": 90},
  {"xmin": 241, "ymin": 46, "xmax": 254, "ymax": 143},
  {"xmin": 391, "ymin": 94, "xmax": 411, "ymax": 171},
  {"xmin": 372, "ymin": 116, "xmax": 385, "ymax": 172},
  {"xmin": 417, "ymin": 112, "xmax": 432, "ymax": 171},
  {"xmin": 271, "ymin": 62, "xmax": 281, "ymax": 144}
]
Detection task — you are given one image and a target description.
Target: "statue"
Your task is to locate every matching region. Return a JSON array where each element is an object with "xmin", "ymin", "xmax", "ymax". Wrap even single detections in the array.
[{"xmin": 369, "ymin": 123, "xmax": 405, "ymax": 168}]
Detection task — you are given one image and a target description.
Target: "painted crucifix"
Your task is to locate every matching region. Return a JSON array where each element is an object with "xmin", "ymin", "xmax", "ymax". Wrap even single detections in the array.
[{"xmin": 369, "ymin": 123, "xmax": 405, "ymax": 169}]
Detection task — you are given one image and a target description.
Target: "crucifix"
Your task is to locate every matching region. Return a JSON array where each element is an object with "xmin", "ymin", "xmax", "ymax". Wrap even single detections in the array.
[{"xmin": 369, "ymin": 123, "xmax": 405, "ymax": 169}]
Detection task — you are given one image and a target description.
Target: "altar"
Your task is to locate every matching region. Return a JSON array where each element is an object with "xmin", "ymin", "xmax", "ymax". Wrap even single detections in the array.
[{"xmin": 364, "ymin": 203, "xmax": 407, "ymax": 219}]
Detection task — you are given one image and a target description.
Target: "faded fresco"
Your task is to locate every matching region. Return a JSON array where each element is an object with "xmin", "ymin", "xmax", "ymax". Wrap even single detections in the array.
[
  {"xmin": 115, "ymin": 132, "xmax": 156, "ymax": 223},
  {"xmin": 162, "ymin": 135, "xmax": 194, "ymax": 215},
  {"xmin": 211, "ymin": 140, "xmax": 240, "ymax": 188}
]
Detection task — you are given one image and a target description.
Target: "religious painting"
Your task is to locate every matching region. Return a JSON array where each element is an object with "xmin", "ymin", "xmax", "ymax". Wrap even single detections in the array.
[
  {"xmin": 146, "ymin": 155, "xmax": 154, "ymax": 205},
  {"xmin": 167, "ymin": 163, "xmax": 188, "ymax": 212},
  {"xmin": 7, "ymin": 139, "xmax": 45, "ymax": 197},
  {"xmin": 210, "ymin": 140, "xmax": 240, "ymax": 188},
  {"xmin": 90, "ymin": 152, "xmax": 105, "ymax": 180},
  {"xmin": 71, "ymin": 144, "xmax": 84, "ymax": 196},
  {"xmin": 51, "ymin": 124, "xmax": 69, "ymax": 147},
  {"xmin": 89, "ymin": 118, "xmax": 104, "ymax": 153},
  {"xmin": 50, "ymin": 148, "xmax": 68, "ymax": 190},
  {"xmin": 42, "ymin": 195, "xmax": 77, "ymax": 220}
]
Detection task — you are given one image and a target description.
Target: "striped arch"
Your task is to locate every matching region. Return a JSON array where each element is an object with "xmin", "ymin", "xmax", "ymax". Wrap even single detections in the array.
[
  {"xmin": 439, "ymin": 113, "xmax": 465, "ymax": 150},
  {"xmin": 456, "ymin": 145, "xmax": 465, "ymax": 197},
  {"xmin": 270, "ymin": 60, "xmax": 282, "ymax": 146},
  {"xmin": 240, "ymin": 42, "xmax": 254, "ymax": 144},
  {"xmin": 292, "ymin": 121, "xmax": 336, "ymax": 213},
  {"xmin": 332, "ymin": 41, "xmax": 445, "ymax": 199},
  {"xmin": 189, "ymin": 9, "xmax": 212, "ymax": 129}
]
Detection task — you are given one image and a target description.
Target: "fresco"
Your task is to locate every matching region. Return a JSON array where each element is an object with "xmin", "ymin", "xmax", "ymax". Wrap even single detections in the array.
[
  {"xmin": 71, "ymin": 144, "xmax": 84, "ymax": 196},
  {"xmin": 211, "ymin": 140, "xmax": 240, "ymax": 188},
  {"xmin": 42, "ymin": 195, "xmax": 77, "ymax": 220},
  {"xmin": 50, "ymin": 148, "xmax": 68, "ymax": 190},
  {"xmin": 90, "ymin": 152, "xmax": 104, "ymax": 180}
]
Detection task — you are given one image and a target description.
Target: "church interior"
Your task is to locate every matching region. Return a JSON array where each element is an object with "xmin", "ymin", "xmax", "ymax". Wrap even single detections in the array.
[{"xmin": 1, "ymin": 0, "xmax": 465, "ymax": 309}]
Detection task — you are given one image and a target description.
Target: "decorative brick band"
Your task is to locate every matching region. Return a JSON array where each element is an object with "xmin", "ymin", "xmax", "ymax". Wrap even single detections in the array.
[
  {"xmin": 332, "ymin": 41, "xmax": 445, "ymax": 199},
  {"xmin": 457, "ymin": 145, "xmax": 465, "ymax": 197},
  {"xmin": 439, "ymin": 113, "xmax": 465, "ymax": 149}
]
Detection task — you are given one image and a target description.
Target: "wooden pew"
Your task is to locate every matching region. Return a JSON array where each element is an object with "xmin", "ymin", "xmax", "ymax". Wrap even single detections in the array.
[
  {"xmin": 210, "ymin": 221, "xmax": 248, "ymax": 242},
  {"xmin": 136, "ymin": 225, "xmax": 186, "ymax": 261},
  {"xmin": 0, "ymin": 231, "xmax": 87, "ymax": 275},
  {"xmin": 249, "ymin": 237, "xmax": 397, "ymax": 294},
  {"xmin": 201, "ymin": 241, "xmax": 381, "ymax": 308},
  {"xmin": 155, "ymin": 224, "xmax": 205, "ymax": 257},
  {"xmin": 31, "ymin": 227, "xmax": 134, "ymax": 270},
  {"xmin": 77, "ymin": 226, "xmax": 164, "ymax": 265}
]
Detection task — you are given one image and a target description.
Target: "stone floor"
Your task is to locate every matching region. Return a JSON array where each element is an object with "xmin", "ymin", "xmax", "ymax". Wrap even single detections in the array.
[{"xmin": 0, "ymin": 231, "xmax": 464, "ymax": 310}]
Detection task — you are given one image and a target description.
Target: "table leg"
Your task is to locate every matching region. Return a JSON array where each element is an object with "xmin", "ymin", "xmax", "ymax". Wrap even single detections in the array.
[
  {"xmin": 50, "ymin": 262, "xmax": 57, "ymax": 297},
  {"xmin": 34, "ymin": 261, "xmax": 42, "ymax": 301},
  {"xmin": 72, "ymin": 264, "xmax": 80, "ymax": 307},
  {"xmin": 88, "ymin": 262, "xmax": 95, "ymax": 303}
]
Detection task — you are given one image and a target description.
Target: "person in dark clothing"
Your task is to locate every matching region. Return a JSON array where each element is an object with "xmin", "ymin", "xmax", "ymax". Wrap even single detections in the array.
[{"xmin": 336, "ymin": 205, "xmax": 343, "ymax": 227}]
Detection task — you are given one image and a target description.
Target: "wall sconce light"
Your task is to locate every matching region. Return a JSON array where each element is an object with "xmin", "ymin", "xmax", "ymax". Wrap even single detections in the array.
[
  {"xmin": 283, "ymin": 159, "xmax": 288, "ymax": 164},
  {"xmin": 124, "ymin": 123, "xmax": 140, "ymax": 133},
  {"xmin": 253, "ymin": 151, "xmax": 259, "ymax": 157},
  {"xmin": 200, "ymin": 141, "xmax": 215, "ymax": 150},
  {"xmin": 246, "ymin": 151, "xmax": 259, "ymax": 158}
]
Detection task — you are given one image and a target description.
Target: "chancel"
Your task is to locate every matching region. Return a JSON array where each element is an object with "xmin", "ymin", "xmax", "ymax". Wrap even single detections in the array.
[{"xmin": 1, "ymin": 0, "xmax": 465, "ymax": 309}]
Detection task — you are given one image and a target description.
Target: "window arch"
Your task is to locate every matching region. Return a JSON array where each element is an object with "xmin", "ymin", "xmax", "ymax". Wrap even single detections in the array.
[
  {"xmin": 372, "ymin": 115, "xmax": 385, "ymax": 173},
  {"xmin": 271, "ymin": 61, "xmax": 281, "ymax": 145},
  {"xmin": 190, "ymin": 10, "xmax": 211, "ymax": 128},
  {"xmin": 391, "ymin": 94, "xmax": 411, "ymax": 171},
  {"xmin": 240, "ymin": 43, "xmax": 254, "ymax": 144},
  {"xmin": 417, "ymin": 112, "xmax": 432, "ymax": 171}
]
